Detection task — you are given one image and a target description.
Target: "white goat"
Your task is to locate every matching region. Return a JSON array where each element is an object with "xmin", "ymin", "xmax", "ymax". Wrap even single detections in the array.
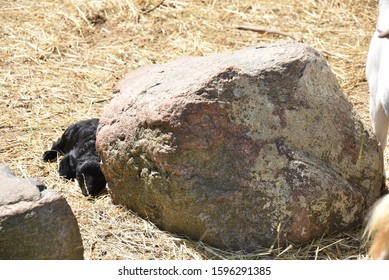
[
  {"xmin": 365, "ymin": 0, "xmax": 389, "ymax": 260},
  {"xmin": 366, "ymin": 0, "xmax": 389, "ymax": 152}
]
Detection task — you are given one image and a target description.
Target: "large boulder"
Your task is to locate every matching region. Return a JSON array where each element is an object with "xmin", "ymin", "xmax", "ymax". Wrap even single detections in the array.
[
  {"xmin": 0, "ymin": 165, "xmax": 84, "ymax": 259},
  {"xmin": 97, "ymin": 41, "xmax": 383, "ymax": 251}
]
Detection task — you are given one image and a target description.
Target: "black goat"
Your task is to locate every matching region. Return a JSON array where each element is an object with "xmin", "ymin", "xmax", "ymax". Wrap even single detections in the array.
[{"xmin": 42, "ymin": 118, "xmax": 106, "ymax": 196}]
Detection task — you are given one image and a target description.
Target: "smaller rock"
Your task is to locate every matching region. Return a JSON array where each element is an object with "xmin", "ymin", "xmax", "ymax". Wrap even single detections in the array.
[{"xmin": 0, "ymin": 165, "xmax": 84, "ymax": 259}]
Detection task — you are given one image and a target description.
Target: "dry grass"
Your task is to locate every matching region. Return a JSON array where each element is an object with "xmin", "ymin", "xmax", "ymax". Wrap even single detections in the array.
[{"xmin": 0, "ymin": 0, "xmax": 382, "ymax": 259}]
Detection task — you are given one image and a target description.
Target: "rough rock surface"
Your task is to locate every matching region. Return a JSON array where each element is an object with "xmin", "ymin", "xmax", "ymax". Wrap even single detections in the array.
[
  {"xmin": 0, "ymin": 165, "xmax": 84, "ymax": 259},
  {"xmin": 97, "ymin": 41, "xmax": 383, "ymax": 251}
]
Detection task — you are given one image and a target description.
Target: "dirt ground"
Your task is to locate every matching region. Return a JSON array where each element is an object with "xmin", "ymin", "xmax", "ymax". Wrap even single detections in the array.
[{"xmin": 0, "ymin": 0, "xmax": 383, "ymax": 259}]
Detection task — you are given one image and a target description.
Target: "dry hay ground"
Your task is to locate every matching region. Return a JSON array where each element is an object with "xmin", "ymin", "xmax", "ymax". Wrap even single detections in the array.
[{"xmin": 0, "ymin": 0, "xmax": 382, "ymax": 259}]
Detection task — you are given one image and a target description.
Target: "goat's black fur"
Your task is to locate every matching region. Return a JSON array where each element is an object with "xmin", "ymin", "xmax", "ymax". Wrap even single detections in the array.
[{"xmin": 42, "ymin": 118, "xmax": 106, "ymax": 196}]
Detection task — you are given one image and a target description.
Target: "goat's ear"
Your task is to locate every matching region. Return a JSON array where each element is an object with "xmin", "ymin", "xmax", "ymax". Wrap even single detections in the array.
[
  {"xmin": 59, "ymin": 153, "xmax": 77, "ymax": 179},
  {"xmin": 76, "ymin": 173, "xmax": 89, "ymax": 196}
]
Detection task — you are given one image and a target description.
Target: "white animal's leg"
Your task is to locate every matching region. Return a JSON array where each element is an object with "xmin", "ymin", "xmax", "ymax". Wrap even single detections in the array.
[
  {"xmin": 377, "ymin": 38, "xmax": 389, "ymax": 151},
  {"xmin": 366, "ymin": 30, "xmax": 386, "ymax": 151},
  {"xmin": 371, "ymin": 102, "xmax": 389, "ymax": 152},
  {"xmin": 366, "ymin": 26, "xmax": 389, "ymax": 153}
]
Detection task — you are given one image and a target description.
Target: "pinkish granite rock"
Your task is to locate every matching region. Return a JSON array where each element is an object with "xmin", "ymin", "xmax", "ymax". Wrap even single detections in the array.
[
  {"xmin": 96, "ymin": 41, "xmax": 383, "ymax": 251},
  {"xmin": 0, "ymin": 165, "xmax": 84, "ymax": 259}
]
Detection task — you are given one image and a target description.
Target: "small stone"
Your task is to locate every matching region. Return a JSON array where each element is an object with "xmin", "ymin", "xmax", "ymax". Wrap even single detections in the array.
[{"xmin": 0, "ymin": 165, "xmax": 84, "ymax": 259}]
